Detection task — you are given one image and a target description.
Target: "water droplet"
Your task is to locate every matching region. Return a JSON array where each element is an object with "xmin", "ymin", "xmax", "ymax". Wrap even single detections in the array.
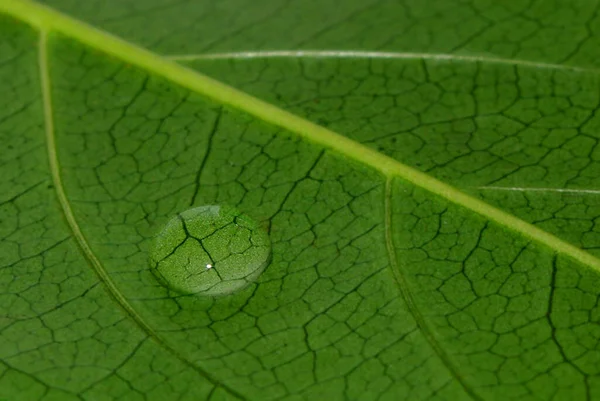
[{"xmin": 149, "ymin": 205, "xmax": 271, "ymax": 296}]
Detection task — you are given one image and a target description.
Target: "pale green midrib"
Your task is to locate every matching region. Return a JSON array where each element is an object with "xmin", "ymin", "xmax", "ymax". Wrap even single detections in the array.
[
  {"xmin": 5, "ymin": 0, "xmax": 600, "ymax": 275},
  {"xmin": 383, "ymin": 178, "xmax": 483, "ymax": 401},
  {"xmin": 37, "ymin": 26, "xmax": 245, "ymax": 401}
]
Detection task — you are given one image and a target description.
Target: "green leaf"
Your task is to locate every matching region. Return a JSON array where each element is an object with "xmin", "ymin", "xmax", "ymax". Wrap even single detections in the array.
[{"xmin": 1, "ymin": 1, "xmax": 600, "ymax": 401}]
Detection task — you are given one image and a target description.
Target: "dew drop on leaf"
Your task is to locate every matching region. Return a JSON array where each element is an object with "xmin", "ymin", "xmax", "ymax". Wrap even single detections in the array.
[{"xmin": 149, "ymin": 205, "xmax": 271, "ymax": 296}]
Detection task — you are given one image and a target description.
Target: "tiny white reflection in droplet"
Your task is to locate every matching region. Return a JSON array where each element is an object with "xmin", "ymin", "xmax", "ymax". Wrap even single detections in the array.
[{"xmin": 206, "ymin": 264, "xmax": 213, "ymax": 269}]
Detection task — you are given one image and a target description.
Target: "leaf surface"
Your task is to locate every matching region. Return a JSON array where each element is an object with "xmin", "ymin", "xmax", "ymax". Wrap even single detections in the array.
[
  {"xmin": 189, "ymin": 54, "xmax": 600, "ymax": 259},
  {"xmin": 36, "ymin": 0, "xmax": 600, "ymax": 69},
  {"xmin": 1, "ymin": 1, "xmax": 600, "ymax": 401}
]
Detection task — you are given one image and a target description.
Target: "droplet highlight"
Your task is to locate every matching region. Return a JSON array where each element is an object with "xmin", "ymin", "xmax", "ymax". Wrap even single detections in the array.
[{"xmin": 149, "ymin": 205, "xmax": 271, "ymax": 296}]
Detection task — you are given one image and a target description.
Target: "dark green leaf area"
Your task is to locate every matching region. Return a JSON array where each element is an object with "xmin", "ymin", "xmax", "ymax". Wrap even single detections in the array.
[{"xmin": 39, "ymin": 0, "xmax": 600, "ymax": 69}]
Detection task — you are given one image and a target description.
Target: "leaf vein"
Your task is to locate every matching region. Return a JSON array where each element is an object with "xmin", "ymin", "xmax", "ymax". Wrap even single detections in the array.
[
  {"xmin": 37, "ymin": 28, "xmax": 245, "ymax": 401},
  {"xmin": 165, "ymin": 50, "xmax": 600, "ymax": 75},
  {"xmin": 384, "ymin": 177, "xmax": 483, "ymax": 401}
]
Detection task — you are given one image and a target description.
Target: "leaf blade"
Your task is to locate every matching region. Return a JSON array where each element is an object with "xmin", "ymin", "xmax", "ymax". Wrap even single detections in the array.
[{"xmin": 2, "ymin": 1, "xmax": 600, "ymax": 399}]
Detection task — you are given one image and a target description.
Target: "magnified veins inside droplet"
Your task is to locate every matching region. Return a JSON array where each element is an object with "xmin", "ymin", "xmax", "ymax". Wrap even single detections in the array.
[{"xmin": 149, "ymin": 205, "xmax": 271, "ymax": 296}]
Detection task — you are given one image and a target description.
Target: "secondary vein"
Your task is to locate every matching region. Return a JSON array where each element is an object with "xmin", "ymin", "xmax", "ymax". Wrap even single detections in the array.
[
  {"xmin": 38, "ymin": 29, "xmax": 246, "ymax": 401},
  {"xmin": 384, "ymin": 178, "xmax": 483, "ymax": 401},
  {"xmin": 166, "ymin": 50, "xmax": 600, "ymax": 75},
  {"xmin": 476, "ymin": 186, "xmax": 600, "ymax": 195}
]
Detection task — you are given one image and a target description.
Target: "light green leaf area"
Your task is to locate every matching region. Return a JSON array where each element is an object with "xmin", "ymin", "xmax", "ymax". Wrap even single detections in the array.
[{"xmin": 1, "ymin": 2, "xmax": 600, "ymax": 401}]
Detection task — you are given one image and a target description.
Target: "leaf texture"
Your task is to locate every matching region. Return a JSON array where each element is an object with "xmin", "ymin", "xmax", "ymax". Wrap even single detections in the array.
[
  {"xmin": 189, "ymin": 53, "xmax": 600, "ymax": 259},
  {"xmin": 1, "ymin": 1, "xmax": 600, "ymax": 401}
]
